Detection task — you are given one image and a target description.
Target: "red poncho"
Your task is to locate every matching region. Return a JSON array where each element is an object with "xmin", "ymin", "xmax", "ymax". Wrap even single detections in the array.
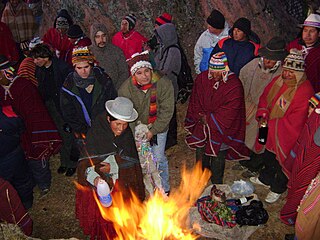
[
  {"xmin": 0, "ymin": 76, "xmax": 62, "ymax": 160},
  {"xmin": 185, "ymin": 71, "xmax": 249, "ymax": 160},
  {"xmin": 280, "ymin": 106, "xmax": 320, "ymax": 225}
]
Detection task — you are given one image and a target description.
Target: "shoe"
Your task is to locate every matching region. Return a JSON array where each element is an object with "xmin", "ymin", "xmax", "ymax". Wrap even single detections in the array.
[
  {"xmin": 57, "ymin": 166, "xmax": 67, "ymax": 174},
  {"xmin": 232, "ymin": 163, "xmax": 247, "ymax": 171},
  {"xmin": 65, "ymin": 168, "xmax": 76, "ymax": 177},
  {"xmin": 265, "ymin": 191, "xmax": 281, "ymax": 203},
  {"xmin": 250, "ymin": 177, "xmax": 270, "ymax": 188},
  {"xmin": 241, "ymin": 170, "xmax": 258, "ymax": 178}
]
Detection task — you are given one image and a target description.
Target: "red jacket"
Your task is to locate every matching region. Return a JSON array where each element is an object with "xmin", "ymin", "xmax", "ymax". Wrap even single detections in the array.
[
  {"xmin": 112, "ymin": 30, "xmax": 147, "ymax": 59},
  {"xmin": 255, "ymin": 76, "xmax": 314, "ymax": 164},
  {"xmin": 42, "ymin": 28, "xmax": 73, "ymax": 61}
]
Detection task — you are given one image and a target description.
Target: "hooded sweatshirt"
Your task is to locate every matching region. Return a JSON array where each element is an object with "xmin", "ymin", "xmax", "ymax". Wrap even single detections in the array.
[
  {"xmin": 154, "ymin": 23, "xmax": 181, "ymax": 100},
  {"xmin": 90, "ymin": 23, "xmax": 128, "ymax": 90}
]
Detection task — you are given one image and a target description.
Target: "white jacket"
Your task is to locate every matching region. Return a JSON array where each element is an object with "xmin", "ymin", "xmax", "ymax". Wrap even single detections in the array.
[{"xmin": 194, "ymin": 23, "xmax": 230, "ymax": 74}]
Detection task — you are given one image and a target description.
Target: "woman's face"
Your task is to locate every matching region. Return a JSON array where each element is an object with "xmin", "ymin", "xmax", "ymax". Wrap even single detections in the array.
[
  {"xmin": 108, "ymin": 117, "xmax": 128, "ymax": 136},
  {"xmin": 134, "ymin": 67, "xmax": 152, "ymax": 86}
]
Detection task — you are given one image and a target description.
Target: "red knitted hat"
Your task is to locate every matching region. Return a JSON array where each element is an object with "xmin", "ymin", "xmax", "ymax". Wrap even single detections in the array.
[{"xmin": 155, "ymin": 12, "xmax": 172, "ymax": 26}]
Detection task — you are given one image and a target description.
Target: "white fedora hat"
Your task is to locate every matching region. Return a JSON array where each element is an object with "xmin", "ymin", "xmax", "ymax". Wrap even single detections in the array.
[
  {"xmin": 105, "ymin": 97, "xmax": 138, "ymax": 122},
  {"xmin": 302, "ymin": 14, "xmax": 320, "ymax": 28}
]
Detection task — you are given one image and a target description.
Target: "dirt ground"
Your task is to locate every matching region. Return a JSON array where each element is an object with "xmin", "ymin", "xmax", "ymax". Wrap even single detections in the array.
[{"xmin": 28, "ymin": 103, "xmax": 294, "ymax": 240}]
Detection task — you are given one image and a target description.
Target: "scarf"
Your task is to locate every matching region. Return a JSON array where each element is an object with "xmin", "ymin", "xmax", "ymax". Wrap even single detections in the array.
[
  {"xmin": 267, "ymin": 71, "xmax": 307, "ymax": 119},
  {"xmin": 132, "ymin": 72, "xmax": 161, "ymax": 124},
  {"xmin": 73, "ymin": 71, "xmax": 96, "ymax": 89}
]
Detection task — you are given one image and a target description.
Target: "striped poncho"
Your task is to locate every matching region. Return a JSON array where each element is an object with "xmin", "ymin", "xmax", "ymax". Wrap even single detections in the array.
[
  {"xmin": 280, "ymin": 104, "xmax": 320, "ymax": 225},
  {"xmin": 185, "ymin": 71, "xmax": 249, "ymax": 160}
]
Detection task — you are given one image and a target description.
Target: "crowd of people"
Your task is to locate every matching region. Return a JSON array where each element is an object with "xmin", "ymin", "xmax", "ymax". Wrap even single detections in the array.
[{"xmin": 0, "ymin": 0, "xmax": 320, "ymax": 239}]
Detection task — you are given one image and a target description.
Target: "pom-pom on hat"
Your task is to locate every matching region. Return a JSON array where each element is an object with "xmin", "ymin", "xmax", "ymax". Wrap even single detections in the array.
[
  {"xmin": 105, "ymin": 97, "xmax": 138, "ymax": 122},
  {"xmin": 127, "ymin": 51, "xmax": 153, "ymax": 76},
  {"xmin": 72, "ymin": 46, "xmax": 95, "ymax": 66},
  {"xmin": 155, "ymin": 12, "xmax": 172, "ymax": 26},
  {"xmin": 67, "ymin": 24, "xmax": 84, "ymax": 39},
  {"xmin": 209, "ymin": 52, "xmax": 230, "ymax": 72},
  {"xmin": 124, "ymin": 14, "xmax": 137, "ymax": 31},
  {"xmin": 206, "ymin": 9, "xmax": 225, "ymax": 30},
  {"xmin": 283, "ymin": 49, "xmax": 305, "ymax": 72}
]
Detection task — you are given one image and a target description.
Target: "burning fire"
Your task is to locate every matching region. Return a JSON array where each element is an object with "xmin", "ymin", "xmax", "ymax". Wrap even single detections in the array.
[{"xmin": 93, "ymin": 162, "xmax": 211, "ymax": 239}]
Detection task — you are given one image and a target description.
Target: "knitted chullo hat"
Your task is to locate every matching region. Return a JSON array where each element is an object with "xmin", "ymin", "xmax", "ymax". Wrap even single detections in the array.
[
  {"xmin": 126, "ymin": 51, "xmax": 153, "ymax": 75},
  {"xmin": 155, "ymin": 12, "xmax": 172, "ymax": 26},
  {"xmin": 124, "ymin": 14, "xmax": 137, "ymax": 31},
  {"xmin": 206, "ymin": 9, "xmax": 225, "ymax": 29},
  {"xmin": 283, "ymin": 49, "xmax": 305, "ymax": 72},
  {"xmin": 309, "ymin": 92, "xmax": 320, "ymax": 108},
  {"xmin": 72, "ymin": 47, "xmax": 96, "ymax": 66},
  {"xmin": 209, "ymin": 52, "xmax": 230, "ymax": 72}
]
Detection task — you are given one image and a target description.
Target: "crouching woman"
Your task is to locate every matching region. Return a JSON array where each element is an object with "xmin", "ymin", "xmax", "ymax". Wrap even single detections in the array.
[{"xmin": 76, "ymin": 97, "xmax": 145, "ymax": 239}]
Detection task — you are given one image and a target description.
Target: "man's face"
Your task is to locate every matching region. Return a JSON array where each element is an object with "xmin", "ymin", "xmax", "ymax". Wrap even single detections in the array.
[
  {"xmin": 10, "ymin": 0, "xmax": 20, "ymax": 9},
  {"xmin": 233, "ymin": 28, "xmax": 246, "ymax": 41},
  {"xmin": 74, "ymin": 61, "xmax": 92, "ymax": 79},
  {"xmin": 207, "ymin": 24, "xmax": 223, "ymax": 35},
  {"xmin": 34, "ymin": 57, "xmax": 50, "ymax": 67},
  {"xmin": 95, "ymin": 31, "xmax": 107, "ymax": 48},
  {"xmin": 108, "ymin": 117, "xmax": 128, "ymax": 136},
  {"xmin": 302, "ymin": 26, "xmax": 320, "ymax": 47},
  {"xmin": 263, "ymin": 58, "xmax": 277, "ymax": 69},
  {"xmin": 134, "ymin": 67, "xmax": 152, "ymax": 85},
  {"xmin": 208, "ymin": 69, "xmax": 223, "ymax": 82},
  {"xmin": 282, "ymin": 69, "xmax": 297, "ymax": 82},
  {"xmin": 120, "ymin": 20, "xmax": 129, "ymax": 34}
]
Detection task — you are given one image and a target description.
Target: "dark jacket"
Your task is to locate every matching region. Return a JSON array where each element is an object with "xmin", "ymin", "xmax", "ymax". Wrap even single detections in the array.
[
  {"xmin": 35, "ymin": 57, "xmax": 73, "ymax": 113},
  {"xmin": 212, "ymin": 37, "xmax": 259, "ymax": 76},
  {"xmin": 60, "ymin": 66, "xmax": 117, "ymax": 134}
]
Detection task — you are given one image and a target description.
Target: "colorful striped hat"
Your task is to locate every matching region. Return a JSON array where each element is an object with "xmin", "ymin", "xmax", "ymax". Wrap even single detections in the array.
[
  {"xmin": 209, "ymin": 52, "xmax": 229, "ymax": 72},
  {"xmin": 309, "ymin": 92, "xmax": 320, "ymax": 108},
  {"xmin": 71, "ymin": 47, "xmax": 95, "ymax": 66},
  {"xmin": 155, "ymin": 12, "xmax": 172, "ymax": 26}
]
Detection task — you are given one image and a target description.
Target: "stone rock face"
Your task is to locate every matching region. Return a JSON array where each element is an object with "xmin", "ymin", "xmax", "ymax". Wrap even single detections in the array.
[{"xmin": 40, "ymin": 0, "xmax": 318, "ymax": 68}]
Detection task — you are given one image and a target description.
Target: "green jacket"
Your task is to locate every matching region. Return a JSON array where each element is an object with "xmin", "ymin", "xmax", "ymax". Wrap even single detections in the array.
[{"xmin": 118, "ymin": 71, "xmax": 174, "ymax": 135}]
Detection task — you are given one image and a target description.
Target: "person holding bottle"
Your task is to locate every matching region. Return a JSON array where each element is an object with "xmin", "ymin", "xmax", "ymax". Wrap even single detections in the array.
[
  {"xmin": 76, "ymin": 97, "xmax": 145, "ymax": 239},
  {"xmin": 250, "ymin": 49, "xmax": 314, "ymax": 203}
]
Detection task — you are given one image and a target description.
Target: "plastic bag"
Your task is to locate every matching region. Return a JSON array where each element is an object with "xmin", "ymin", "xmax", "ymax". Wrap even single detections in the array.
[
  {"xmin": 235, "ymin": 200, "xmax": 269, "ymax": 226},
  {"xmin": 231, "ymin": 180, "xmax": 255, "ymax": 195}
]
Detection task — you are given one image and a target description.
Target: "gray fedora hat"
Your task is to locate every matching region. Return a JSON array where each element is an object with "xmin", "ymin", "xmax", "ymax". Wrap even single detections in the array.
[
  {"xmin": 258, "ymin": 37, "xmax": 288, "ymax": 61},
  {"xmin": 105, "ymin": 97, "xmax": 138, "ymax": 122}
]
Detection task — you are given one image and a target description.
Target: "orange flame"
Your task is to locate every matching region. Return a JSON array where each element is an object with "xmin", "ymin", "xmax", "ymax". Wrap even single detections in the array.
[{"xmin": 93, "ymin": 162, "xmax": 211, "ymax": 239}]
